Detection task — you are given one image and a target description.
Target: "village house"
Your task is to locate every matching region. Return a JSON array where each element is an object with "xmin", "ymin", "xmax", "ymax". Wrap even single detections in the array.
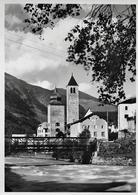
[
  {"xmin": 118, "ymin": 97, "xmax": 136, "ymax": 138},
  {"xmin": 67, "ymin": 109, "xmax": 108, "ymax": 140},
  {"xmin": 37, "ymin": 122, "xmax": 51, "ymax": 137}
]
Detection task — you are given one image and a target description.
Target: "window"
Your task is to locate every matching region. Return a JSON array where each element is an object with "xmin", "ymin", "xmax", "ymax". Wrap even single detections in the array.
[
  {"xmin": 101, "ymin": 125, "xmax": 103, "ymax": 129},
  {"xmin": 94, "ymin": 132, "xmax": 97, "ymax": 137},
  {"xmin": 57, "ymin": 97, "xmax": 61, "ymax": 101},
  {"xmin": 56, "ymin": 122, "xmax": 60, "ymax": 126},
  {"xmin": 44, "ymin": 128, "xmax": 48, "ymax": 132},
  {"xmin": 125, "ymin": 106, "xmax": 128, "ymax": 110},
  {"xmin": 70, "ymin": 87, "xmax": 76, "ymax": 93},
  {"xmin": 124, "ymin": 114, "xmax": 128, "ymax": 119},
  {"xmin": 101, "ymin": 132, "xmax": 105, "ymax": 137}
]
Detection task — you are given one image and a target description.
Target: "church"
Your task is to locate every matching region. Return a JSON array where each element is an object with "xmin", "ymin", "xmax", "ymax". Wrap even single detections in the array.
[
  {"xmin": 37, "ymin": 74, "xmax": 108, "ymax": 140},
  {"xmin": 47, "ymin": 74, "xmax": 79, "ymax": 136}
]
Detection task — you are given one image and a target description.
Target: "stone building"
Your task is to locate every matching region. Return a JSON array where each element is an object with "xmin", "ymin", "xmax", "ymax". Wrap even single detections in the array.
[
  {"xmin": 118, "ymin": 97, "xmax": 136, "ymax": 130},
  {"xmin": 118, "ymin": 97, "xmax": 136, "ymax": 138},
  {"xmin": 48, "ymin": 88, "xmax": 65, "ymax": 136},
  {"xmin": 66, "ymin": 74, "xmax": 79, "ymax": 135},
  {"xmin": 37, "ymin": 122, "xmax": 50, "ymax": 137},
  {"xmin": 66, "ymin": 74, "xmax": 79, "ymax": 124},
  {"xmin": 46, "ymin": 74, "xmax": 79, "ymax": 137}
]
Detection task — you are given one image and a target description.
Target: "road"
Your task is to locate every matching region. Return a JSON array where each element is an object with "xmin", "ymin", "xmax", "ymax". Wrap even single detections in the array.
[{"xmin": 5, "ymin": 156, "xmax": 136, "ymax": 192}]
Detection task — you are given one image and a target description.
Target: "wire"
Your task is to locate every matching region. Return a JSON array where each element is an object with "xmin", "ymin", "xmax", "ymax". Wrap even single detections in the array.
[
  {"xmin": 6, "ymin": 37, "xmax": 66, "ymax": 58},
  {"xmin": 6, "ymin": 31, "xmax": 65, "ymax": 53}
]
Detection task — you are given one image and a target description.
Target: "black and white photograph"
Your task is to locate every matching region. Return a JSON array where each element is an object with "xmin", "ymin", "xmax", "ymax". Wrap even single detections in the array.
[{"xmin": 3, "ymin": 0, "xmax": 136, "ymax": 193}]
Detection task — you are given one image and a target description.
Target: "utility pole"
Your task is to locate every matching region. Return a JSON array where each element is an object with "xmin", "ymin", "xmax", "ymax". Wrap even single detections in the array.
[
  {"xmin": 98, "ymin": 103, "xmax": 109, "ymax": 139},
  {"xmin": 107, "ymin": 110, "xmax": 109, "ymax": 140}
]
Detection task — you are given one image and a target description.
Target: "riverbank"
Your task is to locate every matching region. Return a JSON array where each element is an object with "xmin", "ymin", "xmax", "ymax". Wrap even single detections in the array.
[
  {"xmin": 5, "ymin": 155, "xmax": 78, "ymax": 167},
  {"xmin": 5, "ymin": 153, "xmax": 135, "ymax": 166}
]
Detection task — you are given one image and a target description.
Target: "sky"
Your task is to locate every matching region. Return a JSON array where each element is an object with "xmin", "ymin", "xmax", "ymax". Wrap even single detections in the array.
[{"xmin": 5, "ymin": 4, "xmax": 136, "ymax": 99}]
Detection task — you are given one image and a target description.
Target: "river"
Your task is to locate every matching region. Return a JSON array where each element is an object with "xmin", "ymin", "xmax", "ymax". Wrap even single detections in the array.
[{"xmin": 5, "ymin": 156, "xmax": 136, "ymax": 192}]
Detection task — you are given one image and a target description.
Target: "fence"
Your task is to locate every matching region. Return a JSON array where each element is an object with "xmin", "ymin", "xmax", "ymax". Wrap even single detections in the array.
[{"xmin": 5, "ymin": 136, "xmax": 97, "ymax": 155}]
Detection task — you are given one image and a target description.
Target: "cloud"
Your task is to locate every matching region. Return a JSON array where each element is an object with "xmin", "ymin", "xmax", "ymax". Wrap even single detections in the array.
[
  {"xmin": 6, "ymin": 53, "xmax": 63, "ymax": 76},
  {"xmin": 5, "ymin": 4, "xmax": 26, "ymax": 31},
  {"xmin": 81, "ymin": 4, "xmax": 92, "ymax": 13},
  {"xmin": 5, "ymin": 16, "xmax": 80, "ymax": 76},
  {"xmin": 79, "ymin": 82, "xmax": 91, "ymax": 93},
  {"xmin": 32, "ymin": 80, "xmax": 54, "ymax": 90},
  {"xmin": 6, "ymin": 14, "xmax": 21, "ymax": 26}
]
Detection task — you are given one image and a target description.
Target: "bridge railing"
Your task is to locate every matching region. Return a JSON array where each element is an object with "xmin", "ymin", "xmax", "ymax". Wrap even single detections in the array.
[{"xmin": 5, "ymin": 136, "xmax": 92, "ymax": 154}]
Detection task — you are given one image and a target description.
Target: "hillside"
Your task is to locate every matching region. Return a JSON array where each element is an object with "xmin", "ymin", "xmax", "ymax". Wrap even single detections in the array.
[{"xmin": 5, "ymin": 73, "xmax": 117, "ymax": 135}]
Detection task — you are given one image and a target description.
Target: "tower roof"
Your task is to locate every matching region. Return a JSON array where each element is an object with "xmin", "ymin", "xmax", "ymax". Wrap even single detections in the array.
[
  {"xmin": 49, "ymin": 88, "xmax": 63, "ymax": 105},
  {"xmin": 67, "ymin": 74, "xmax": 78, "ymax": 86}
]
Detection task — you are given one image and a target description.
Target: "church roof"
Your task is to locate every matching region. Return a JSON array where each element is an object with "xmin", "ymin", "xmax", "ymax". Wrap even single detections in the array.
[
  {"xmin": 67, "ymin": 74, "xmax": 78, "ymax": 86},
  {"xmin": 66, "ymin": 112, "xmax": 93, "ymax": 126},
  {"xmin": 49, "ymin": 88, "xmax": 63, "ymax": 105}
]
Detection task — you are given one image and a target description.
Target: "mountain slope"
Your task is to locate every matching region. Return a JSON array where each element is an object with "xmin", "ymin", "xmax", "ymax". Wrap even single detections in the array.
[{"xmin": 5, "ymin": 73, "xmax": 117, "ymax": 135}]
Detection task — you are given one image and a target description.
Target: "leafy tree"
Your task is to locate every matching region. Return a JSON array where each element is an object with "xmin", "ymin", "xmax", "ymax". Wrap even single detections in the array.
[
  {"xmin": 24, "ymin": 4, "xmax": 136, "ymax": 104},
  {"xmin": 79, "ymin": 126, "xmax": 91, "ymax": 139},
  {"xmin": 78, "ymin": 126, "xmax": 91, "ymax": 147},
  {"xmin": 24, "ymin": 4, "xmax": 82, "ymax": 35},
  {"xmin": 109, "ymin": 131, "xmax": 118, "ymax": 141}
]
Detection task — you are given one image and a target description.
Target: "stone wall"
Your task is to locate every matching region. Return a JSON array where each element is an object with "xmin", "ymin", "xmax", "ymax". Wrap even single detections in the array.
[{"xmin": 95, "ymin": 138, "xmax": 136, "ymax": 166}]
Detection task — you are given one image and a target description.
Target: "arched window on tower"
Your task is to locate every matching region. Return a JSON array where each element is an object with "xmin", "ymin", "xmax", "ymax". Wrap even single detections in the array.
[
  {"xmin": 70, "ymin": 87, "xmax": 76, "ymax": 93},
  {"xmin": 70, "ymin": 87, "xmax": 72, "ymax": 93}
]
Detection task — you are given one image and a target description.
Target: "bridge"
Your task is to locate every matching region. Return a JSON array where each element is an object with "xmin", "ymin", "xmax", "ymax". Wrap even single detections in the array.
[{"xmin": 5, "ymin": 136, "xmax": 97, "ymax": 163}]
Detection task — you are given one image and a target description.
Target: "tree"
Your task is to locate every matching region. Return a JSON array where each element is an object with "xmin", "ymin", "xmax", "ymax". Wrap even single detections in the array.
[
  {"xmin": 24, "ymin": 4, "xmax": 136, "ymax": 104},
  {"xmin": 24, "ymin": 4, "xmax": 82, "ymax": 35},
  {"xmin": 79, "ymin": 126, "xmax": 91, "ymax": 139},
  {"xmin": 65, "ymin": 5, "xmax": 136, "ymax": 104},
  {"xmin": 78, "ymin": 126, "xmax": 91, "ymax": 147}
]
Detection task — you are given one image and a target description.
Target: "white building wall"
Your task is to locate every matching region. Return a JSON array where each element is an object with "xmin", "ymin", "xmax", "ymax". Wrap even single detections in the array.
[
  {"xmin": 118, "ymin": 103, "xmax": 136, "ymax": 131},
  {"xmin": 37, "ymin": 122, "xmax": 51, "ymax": 137},
  {"xmin": 70, "ymin": 115, "xmax": 108, "ymax": 140},
  {"xmin": 70, "ymin": 123, "xmax": 82, "ymax": 137},
  {"xmin": 82, "ymin": 115, "xmax": 108, "ymax": 140}
]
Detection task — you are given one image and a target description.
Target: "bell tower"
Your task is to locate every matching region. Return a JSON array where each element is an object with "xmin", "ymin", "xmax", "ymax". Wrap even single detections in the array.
[{"xmin": 66, "ymin": 74, "xmax": 79, "ymax": 124}]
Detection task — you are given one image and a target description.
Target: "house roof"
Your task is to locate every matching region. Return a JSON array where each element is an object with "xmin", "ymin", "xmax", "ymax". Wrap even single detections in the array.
[
  {"xmin": 67, "ymin": 74, "xmax": 78, "ymax": 86},
  {"xmin": 84, "ymin": 108, "xmax": 93, "ymax": 117},
  {"xmin": 67, "ymin": 112, "xmax": 93, "ymax": 126},
  {"xmin": 119, "ymin": 97, "xmax": 136, "ymax": 104}
]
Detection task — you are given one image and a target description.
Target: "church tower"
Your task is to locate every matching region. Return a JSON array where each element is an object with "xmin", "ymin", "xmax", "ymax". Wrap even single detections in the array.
[
  {"xmin": 66, "ymin": 74, "xmax": 79, "ymax": 124},
  {"xmin": 48, "ymin": 88, "xmax": 65, "ymax": 136}
]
